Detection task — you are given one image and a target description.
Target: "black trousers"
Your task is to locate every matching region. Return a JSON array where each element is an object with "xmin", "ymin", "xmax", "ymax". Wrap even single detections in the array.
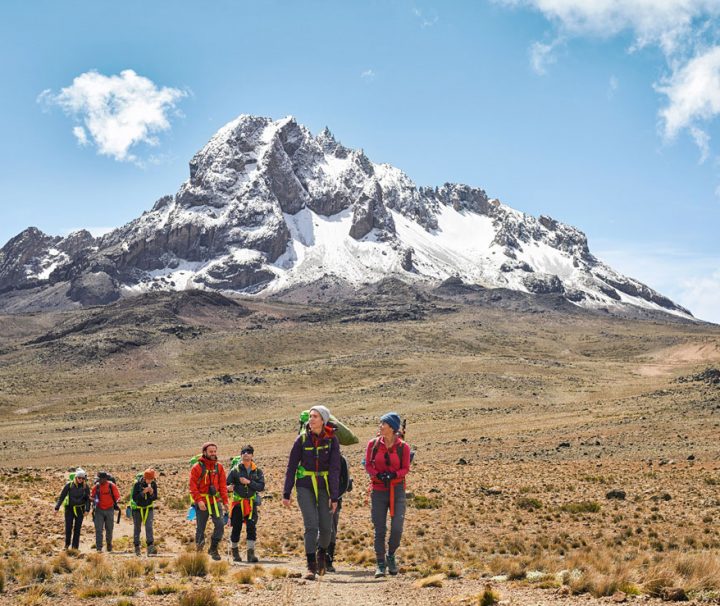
[
  {"xmin": 230, "ymin": 504, "xmax": 257, "ymax": 543},
  {"xmin": 64, "ymin": 506, "xmax": 84, "ymax": 549}
]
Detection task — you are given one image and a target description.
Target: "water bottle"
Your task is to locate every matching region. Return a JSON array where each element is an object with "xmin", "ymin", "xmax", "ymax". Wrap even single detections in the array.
[{"xmin": 186, "ymin": 504, "xmax": 196, "ymax": 521}]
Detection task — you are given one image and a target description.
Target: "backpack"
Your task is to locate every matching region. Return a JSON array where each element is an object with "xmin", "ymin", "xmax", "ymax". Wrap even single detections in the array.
[
  {"xmin": 339, "ymin": 454, "xmax": 353, "ymax": 497},
  {"xmin": 298, "ymin": 410, "xmax": 359, "ymax": 446},
  {"xmin": 93, "ymin": 477, "xmax": 119, "ymax": 510}
]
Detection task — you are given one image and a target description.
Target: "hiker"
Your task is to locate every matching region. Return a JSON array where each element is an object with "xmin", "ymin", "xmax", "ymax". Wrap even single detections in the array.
[
  {"xmin": 54, "ymin": 468, "xmax": 90, "ymax": 550},
  {"xmin": 325, "ymin": 453, "xmax": 353, "ymax": 572},
  {"xmin": 226, "ymin": 445, "xmax": 265, "ymax": 563},
  {"xmin": 131, "ymin": 468, "xmax": 158, "ymax": 556},
  {"xmin": 283, "ymin": 405, "xmax": 341, "ymax": 580},
  {"xmin": 365, "ymin": 412, "xmax": 411, "ymax": 578},
  {"xmin": 189, "ymin": 442, "xmax": 229, "ymax": 560},
  {"xmin": 91, "ymin": 471, "xmax": 121, "ymax": 553}
]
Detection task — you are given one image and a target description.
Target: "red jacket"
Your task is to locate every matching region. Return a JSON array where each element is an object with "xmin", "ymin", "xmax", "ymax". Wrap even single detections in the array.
[
  {"xmin": 91, "ymin": 481, "xmax": 120, "ymax": 510},
  {"xmin": 365, "ymin": 436, "xmax": 411, "ymax": 491},
  {"xmin": 189, "ymin": 456, "xmax": 229, "ymax": 507}
]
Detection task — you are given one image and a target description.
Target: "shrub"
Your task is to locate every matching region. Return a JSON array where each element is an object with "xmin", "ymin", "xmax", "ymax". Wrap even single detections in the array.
[
  {"xmin": 174, "ymin": 552, "xmax": 208, "ymax": 577},
  {"xmin": 179, "ymin": 587, "xmax": 219, "ymax": 606},
  {"xmin": 560, "ymin": 501, "xmax": 601, "ymax": 514},
  {"xmin": 412, "ymin": 494, "xmax": 441, "ymax": 509},
  {"xmin": 516, "ymin": 497, "xmax": 542, "ymax": 511}
]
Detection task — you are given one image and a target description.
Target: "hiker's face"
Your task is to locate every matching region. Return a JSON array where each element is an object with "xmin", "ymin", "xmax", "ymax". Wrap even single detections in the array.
[
  {"xmin": 380, "ymin": 421, "xmax": 395, "ymax": 439},
  {"xmin": 205, "ymin": 446, "xmax": 218, "ymax": 460},
  {"xmin": 242, "ymin": 451, "xmax": 253, "ymax": 463},
  {"xmin": 308, "ymin": 410, "xmax": 323, "ymax": 433}
]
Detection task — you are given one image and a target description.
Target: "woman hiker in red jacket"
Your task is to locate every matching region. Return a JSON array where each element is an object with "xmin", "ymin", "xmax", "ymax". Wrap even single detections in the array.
[{"xmin": 365, "ymin": 412, "xmax": 411, "ymax": 578}]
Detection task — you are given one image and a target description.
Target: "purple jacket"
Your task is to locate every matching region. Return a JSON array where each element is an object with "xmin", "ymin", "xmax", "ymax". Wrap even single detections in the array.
[{"xmin": 283, "ymin": 428, "xmax": 341, "ymax": 502}]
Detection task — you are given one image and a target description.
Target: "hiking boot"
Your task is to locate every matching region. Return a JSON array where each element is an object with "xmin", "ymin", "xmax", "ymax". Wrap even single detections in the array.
[
  {"xmin": 208, "ymin": 540, "xmax": 221, "ymax": 561},
  {"xmin": 246, "ymin": 548, "xmax": 258, "ymax": 563},
  {"xmin": 317, "ymin": 548, "xmax": 327, "ymax": 576},
  {"xmin": 326, "ymin": 542, "xmax": 336, "ymax": 572},
  {"xmin": 231, "ymin": 546, "xmax": 241, "ymax": 563},
  {"xmin": 386, "ymin": 553, "xmax": 398, "ymax": 575},
  {"xmin": 147, "ymin": 544, "xmax": 157, "ymax": 556},
  {"xmin": 374, "ymin": 561, "xmax": 386, "ymax": 578},
  {"xmin": 134, "ymin": 545, "xmax": 141, "ymax": 556},
  {"xmin": 305, "ymin": 553, "xmax": 317, "ymax": 580},
  {"xmin": 106, "ymin": 542, "xmax": 112, "ymax": 553}
]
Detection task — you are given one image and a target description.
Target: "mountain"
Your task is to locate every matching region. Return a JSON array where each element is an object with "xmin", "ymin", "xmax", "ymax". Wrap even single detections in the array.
[{"xmin": 0, "ymin": 114, "xmax": 692, "ymax": 318}]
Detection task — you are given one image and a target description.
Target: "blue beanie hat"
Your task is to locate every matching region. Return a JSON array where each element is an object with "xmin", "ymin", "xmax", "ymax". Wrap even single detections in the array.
[{"xmin": 380, "ymin": 412, "xmax": 401, "ymax": 432}]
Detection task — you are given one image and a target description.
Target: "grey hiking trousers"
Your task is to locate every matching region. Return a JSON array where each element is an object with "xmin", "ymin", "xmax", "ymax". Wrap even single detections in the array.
[
  {"xmin": 296, "ymin": 485, "xmax": 332, "ymax": 554},
  {"xmin": 132, "ymin": 507, "xmax": 154, "ymax": 547},
  {"xmin": 371, "ymin": 485, "xmax": 406, "ymax": 561},
  {"xmin": 94, "ymin": 507, "xmax": 114, "ymax": 550}
]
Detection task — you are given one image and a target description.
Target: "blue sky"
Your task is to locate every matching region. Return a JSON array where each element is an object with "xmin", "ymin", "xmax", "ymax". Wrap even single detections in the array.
[{"xmin": 1, "ymin": 0, "xmax": 719, "ymax": 322}]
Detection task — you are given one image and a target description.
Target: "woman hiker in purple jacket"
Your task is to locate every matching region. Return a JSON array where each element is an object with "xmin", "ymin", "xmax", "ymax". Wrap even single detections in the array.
[{"xmin": 283, "ymin": 405, "xmax": 341, "ymax": 580}]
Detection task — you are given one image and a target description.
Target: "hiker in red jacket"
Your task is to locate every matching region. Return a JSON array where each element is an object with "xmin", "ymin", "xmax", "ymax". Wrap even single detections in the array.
[
  {"xmin": 189, "ymin": 442, "xmax": 229, "ymax": 560},
  {"xmin": 365, "ymin": 412, "xmax": 411, "ymax": 578},
  {"xmin": 91, "ymin": 471, "xmax": 121, "ymax": 552}
]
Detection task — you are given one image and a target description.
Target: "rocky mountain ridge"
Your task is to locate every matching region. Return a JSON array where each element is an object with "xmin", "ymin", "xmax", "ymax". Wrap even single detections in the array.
[{"xmin": 0, "ymin": 114, "xmax": 692, "ymax": 318}]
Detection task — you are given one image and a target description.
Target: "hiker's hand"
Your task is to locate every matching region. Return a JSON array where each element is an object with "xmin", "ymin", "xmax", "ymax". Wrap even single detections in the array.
[
  {"xmin": 197, "ymin": 500, "xmax": 207, "ymax": 511},
  {"xmin": 386, "ymin": 471, "xmax": 397, "ymax": 480},
  {"xmin": 54, "ymin": 508, "xmax": 59, "ymax": 515},
  {"xmin": 282, "ymin": 498, "xmax": 292, "ymax": 508},
  {"xmin": 239, "ymin": 477, "xmax": 250, "ymax": 485},
  {"xmin": 330, "ymin": 500, "xmax": 338, "ymax": 514}
]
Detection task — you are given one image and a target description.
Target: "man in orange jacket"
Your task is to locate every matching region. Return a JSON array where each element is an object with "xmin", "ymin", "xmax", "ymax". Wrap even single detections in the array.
[{"xmin": 189, "ymin": 442, "xmax": 229, "ymax": 560}]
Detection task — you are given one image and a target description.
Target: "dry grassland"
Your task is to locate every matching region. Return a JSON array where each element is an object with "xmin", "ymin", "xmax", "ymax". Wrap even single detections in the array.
[{"xmin": 0, "ymin": 292, "xmax": 719, "ymax": 605}]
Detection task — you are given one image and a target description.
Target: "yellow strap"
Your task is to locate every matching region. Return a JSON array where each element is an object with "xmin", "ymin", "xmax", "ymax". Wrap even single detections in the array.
[
  {"xmin": 137, "ymin": 505, "xmax": 151, "ymax": 525},
  {"xmin": 305, "ymin": 470, "xmax": 329, "ymax": 503},
  {"xmin": 73, "ymin": 505, "xmax": 83, "ymax": 517},
  {"xmin": 200, "ymin": 493, "xmax": 220, "ymax": 517}
]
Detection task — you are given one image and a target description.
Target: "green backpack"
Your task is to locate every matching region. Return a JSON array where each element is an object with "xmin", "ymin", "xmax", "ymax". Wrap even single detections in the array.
[{"xmin": 298, "ymin": 409, "xmax": 359, "ymax": 446}]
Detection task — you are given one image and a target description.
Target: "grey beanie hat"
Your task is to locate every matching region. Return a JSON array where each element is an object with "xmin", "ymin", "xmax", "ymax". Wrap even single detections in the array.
[{"xmin": 310, "ymin": 405, "xmax": 331, "ymax": 424}]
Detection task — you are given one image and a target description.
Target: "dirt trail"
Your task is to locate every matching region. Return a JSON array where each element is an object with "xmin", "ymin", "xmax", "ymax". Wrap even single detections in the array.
[{"xmin": 636, "ymin": 341, "xmax": 720, "ymax": 376}]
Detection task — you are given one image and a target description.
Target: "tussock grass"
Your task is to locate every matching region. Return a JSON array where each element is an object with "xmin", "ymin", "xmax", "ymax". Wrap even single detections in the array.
[
  {"xmin": 233, "ymin": 568, "xmax": 256, "ymax": 584},
  {"xmin": 51, "ymin": 552, "xmax": 75, "ymax": 574},
  {"xmin": 146, "ymin": 583, "xmax": 183, "ymax": 595},
  {"xmin": 209, "ymin": 560, "xmax": 228, "ymax": 577},
  {"xmin": 179, "ymin": 587, "xmax": 219, "ymax": 606},
  {"xmin": 479, "ymin": 585, "xmax": 501, "ymax": 606},
  {"xmin": 414, "ymin": 573, "xmax": 445, "ymax": 588},
  {"xmin": 174, "ymin": 551, "xmax": 208, "ymax": 577},
  {"xmin": 18, "ymin": 560, "xmax": 52, "ymax": 584},
  {"xmin": 75, "ymin": 585, "xmax": 115, "ymax": 598},
  {"xmin": 269, "ymin": 566, "xmax": 290, "ymax": 578}
]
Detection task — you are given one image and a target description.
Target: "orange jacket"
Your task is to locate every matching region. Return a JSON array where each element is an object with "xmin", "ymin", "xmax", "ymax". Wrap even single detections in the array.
[{"xmin": 189, "ymin": 456, "xmax": 229, "ymax": 507}]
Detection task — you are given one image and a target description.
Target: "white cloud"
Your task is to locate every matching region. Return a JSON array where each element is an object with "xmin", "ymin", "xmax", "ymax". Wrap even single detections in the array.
[
  {"xmin": 656, "ymin": 46, "xmax": 720, "ymax": 141},
  {"xmin": 361, "ymin": 69, "xmax": 376, "ymax": 81},
  {"xmin": 530, "ymin": 38, "xmax": 562, "ymax": 75},
  {"xmin": 72, "ymin": 125, "xmax": 89, "ymax": 146},
  {"xmin": 496, "ymin": 0, "xmax": 719, "ymax": 56},
  {"xmin": 607, "ymin": 75, "xmax": 619, "ymax": 98},
  {"xmin": 496, "ymin": 1, "xmax": 720, "ymax": 172},
  {"xmin": 596, "ymin": 243, "xmax": 720, "ymax": 324},
  {"xmin": 412, "ymin": 7, "xmax": 439, "ymax": 28},
  {"xmin": 39, "ymin": 69, "xmax": 187, "ymax": 163}
]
